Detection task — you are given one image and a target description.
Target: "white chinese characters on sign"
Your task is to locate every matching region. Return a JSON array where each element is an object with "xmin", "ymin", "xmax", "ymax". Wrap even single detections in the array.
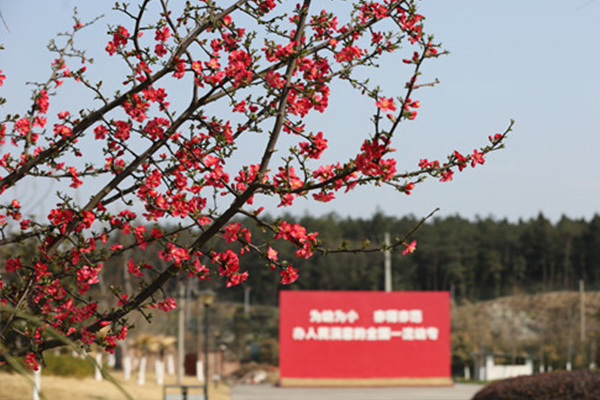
[
  {"xmin": 292, "ymin": 326, "xmax": 439, "ymax": 341},
  {"xmin": 309, "ymin": 309, "xmax": 359, "ymax": 323},
  {"xmin": 292, "ymin": 308, "xmax": 439, "ymax": 342},
  {"xmin": 373, "ymin": 309, "xmax": 423, "ymax": 324}
]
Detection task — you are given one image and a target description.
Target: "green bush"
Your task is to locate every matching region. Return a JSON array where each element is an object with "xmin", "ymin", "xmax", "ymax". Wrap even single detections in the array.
[
  {"xmin": 0, "ymin": 352, "xmax": 95, "ymax": 378},
  {"xmin": 42, "ymin": 353, "xmax": 95, "ymax": 378},
  {"xmin": 0, "ymin": 357, "xmax": 24, "ymax": 373},
  {"xmin": 258, "ymin": 338, "xmax": 279, "ymax": 366},
  {"xmin": 472, "ymin": 370, "xmax": 600, "ymax": 400}
]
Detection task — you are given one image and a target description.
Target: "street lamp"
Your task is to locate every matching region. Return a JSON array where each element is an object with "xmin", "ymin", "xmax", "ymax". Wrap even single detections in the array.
[
  {"xmin": 218, "ymin": 344, "xmax": 227, "ymax": 387},
  {"xmin": 198, "ymin": 289, "xmax": 216, "ymax": 400},
  {"xmin": 212, "ymin": 330, "xmax": 221, "ymax": 387}
]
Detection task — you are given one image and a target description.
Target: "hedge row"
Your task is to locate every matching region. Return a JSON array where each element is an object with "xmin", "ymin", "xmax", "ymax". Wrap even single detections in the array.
[
  {"xmin": 473, "ymin": 370, "xmax": 600, "ymax": 400},
  {"xmin": 1, "ymin": 353, "xmax": 94, "ymax": 378}
]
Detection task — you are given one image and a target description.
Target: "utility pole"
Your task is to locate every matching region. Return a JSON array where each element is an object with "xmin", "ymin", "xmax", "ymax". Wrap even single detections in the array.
[
  {"xmin": 177, "ymin": 282, "xmax": 185, "ymax": 384},
  {"xmin": 384, "ymin": 232, "xmax": 392, "ymax": 292},
  {"xmin": 244, "ymin": 286, "xmax": 251, "ymax": 318},
  {"xmin": 580, "ymin": 279, "xmax": 586, "ymax": 342}
]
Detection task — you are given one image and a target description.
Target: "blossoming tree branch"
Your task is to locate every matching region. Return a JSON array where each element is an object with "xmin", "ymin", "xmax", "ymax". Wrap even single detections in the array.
[{"xmin": 0, "ymin": 0, "xmax": 511, "ymax": 368}]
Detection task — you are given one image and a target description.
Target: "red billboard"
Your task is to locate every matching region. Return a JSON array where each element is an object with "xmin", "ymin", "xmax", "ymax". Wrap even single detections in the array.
[{"xmin": 279, "ymin": 291, "xmax": 451, "ymax": 386}]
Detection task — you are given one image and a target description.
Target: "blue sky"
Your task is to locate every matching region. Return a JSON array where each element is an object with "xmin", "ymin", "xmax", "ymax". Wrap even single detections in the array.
[{"xmin": 1, "ymin": 0, "xmax": 599, "ymax": 223}]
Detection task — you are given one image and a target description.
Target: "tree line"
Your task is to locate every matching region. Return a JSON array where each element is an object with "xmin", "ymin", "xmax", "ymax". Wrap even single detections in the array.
[
  {"xmin": 10, "ymin": 211, "xmax": 595, "ymax": 311},
  {"xmin": 217, "ymin": 211, "xmax": 600, "ymax": 305}
]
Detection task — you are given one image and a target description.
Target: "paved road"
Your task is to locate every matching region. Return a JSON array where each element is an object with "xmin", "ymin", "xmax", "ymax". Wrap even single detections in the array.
[{"xmin": 231, "ymin": 383, "xmax": 483, "ymax": 400}]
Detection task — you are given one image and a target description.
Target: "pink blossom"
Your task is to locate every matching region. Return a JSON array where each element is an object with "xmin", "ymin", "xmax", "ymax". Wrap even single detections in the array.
[{"xmin": 402, "ymin": 240, "xmax": 417, "ymax": 255}]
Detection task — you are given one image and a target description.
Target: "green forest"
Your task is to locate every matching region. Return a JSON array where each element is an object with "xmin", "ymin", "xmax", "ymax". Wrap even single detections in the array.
[
  {"xmin": 5, "ymin": 211, "xmax": 600, "ymax": 371},
  {"xmin": 215, "ymin": 211, "xmax": 600, "ymax": 306},
  {"xmin": 9, "ymin": 211, "xmax": 597, "ymax": 308}
]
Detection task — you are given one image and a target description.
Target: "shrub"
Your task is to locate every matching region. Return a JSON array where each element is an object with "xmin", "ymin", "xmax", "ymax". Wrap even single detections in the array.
[
  {"xmin": 472, "ymin": 370, "xmax": 600, "ymax": 400},
  {"xmin": 42, "ymin": 353, "xmax": 95, "ymax": 378},
  {"xmin": 0, "ymin": 352, "xmax": 94, "ymax": 378},
  {"xmin": 259, "ymin": 338, "xmax": 279, "ymax": 366}
]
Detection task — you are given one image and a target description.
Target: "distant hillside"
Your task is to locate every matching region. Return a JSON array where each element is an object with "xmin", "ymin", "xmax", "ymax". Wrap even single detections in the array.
[{"xmin": 452, "ymin": 291, "xmax": 600, "ymax": 370}]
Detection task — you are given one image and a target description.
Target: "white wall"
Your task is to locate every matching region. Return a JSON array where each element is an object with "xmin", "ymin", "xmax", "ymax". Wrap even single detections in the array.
[{"xmin": 479, "ymin": 356, "xmax": 533, "ymax": 381}]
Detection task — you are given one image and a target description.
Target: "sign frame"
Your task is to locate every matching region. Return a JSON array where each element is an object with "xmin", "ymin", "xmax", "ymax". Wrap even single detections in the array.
[{"xmin": 279, "ymin": 290, "xmax": 452, "ymax": 387}]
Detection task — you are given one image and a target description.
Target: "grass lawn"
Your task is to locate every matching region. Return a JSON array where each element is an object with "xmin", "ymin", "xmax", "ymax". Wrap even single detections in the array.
[{"xmin": 0, "ymin": 370, "xmax": 231, "ymax": 400}]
